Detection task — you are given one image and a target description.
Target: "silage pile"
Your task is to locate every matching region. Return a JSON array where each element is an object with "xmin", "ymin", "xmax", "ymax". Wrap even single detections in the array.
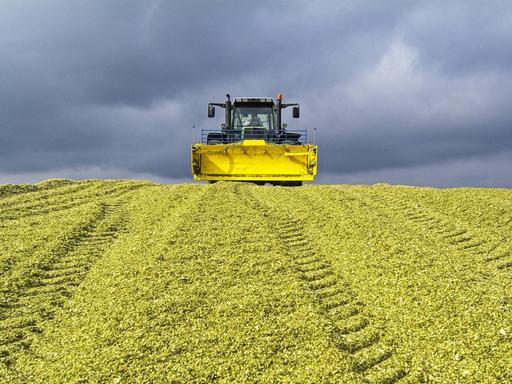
[{"xmin": 1, "ymin": 181, "xmax": 511, "ymax": 383}]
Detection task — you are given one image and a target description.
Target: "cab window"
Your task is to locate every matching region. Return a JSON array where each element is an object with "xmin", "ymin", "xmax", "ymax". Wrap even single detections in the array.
[{"xmin": 232, "ymin": 106, "xmax": 273, "ymax": 130}]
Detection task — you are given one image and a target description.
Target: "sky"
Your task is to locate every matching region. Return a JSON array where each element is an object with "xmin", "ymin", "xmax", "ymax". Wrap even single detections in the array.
[{"xmin": 1, "ymin": 0, "xmax": 511, "ymax": 187}]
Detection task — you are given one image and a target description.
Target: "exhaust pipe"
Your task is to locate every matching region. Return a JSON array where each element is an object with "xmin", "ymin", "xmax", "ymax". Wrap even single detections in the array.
[
  {"xmin": 225, "ymin": 94, "xmax": 231, "ymax": 131},
  {"xmin": 276, "ymin": 93, "xmax": 283, "ymax": 132}
]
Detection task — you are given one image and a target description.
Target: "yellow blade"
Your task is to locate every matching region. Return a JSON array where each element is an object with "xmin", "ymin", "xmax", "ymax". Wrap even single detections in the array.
[{"xmin": 191, "ymin": 141, "xmax": 318, "ymax": 181}]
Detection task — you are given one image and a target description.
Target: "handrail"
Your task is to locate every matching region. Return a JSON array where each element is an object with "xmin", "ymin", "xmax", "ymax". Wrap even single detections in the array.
[{"xmin": 199, "ymin": 128, "xmax": 309, "ymax": 145}]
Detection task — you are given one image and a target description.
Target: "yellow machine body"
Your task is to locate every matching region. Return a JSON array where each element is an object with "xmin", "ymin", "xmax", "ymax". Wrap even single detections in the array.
[{"xmin": 191, "ymin": 139, "xmax": 318, "ymax": 181}]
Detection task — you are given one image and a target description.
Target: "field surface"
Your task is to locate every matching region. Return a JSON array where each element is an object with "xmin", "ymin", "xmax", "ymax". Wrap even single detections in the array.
[{"xmin": 0, "ymin": 179, "xmax": 511, "ymax": 383}]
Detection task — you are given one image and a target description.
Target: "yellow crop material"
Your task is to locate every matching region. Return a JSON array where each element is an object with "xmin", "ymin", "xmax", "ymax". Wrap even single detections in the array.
[{"xmin": 0, "ymin": 181, "xmax": 511, "ymax": 383}]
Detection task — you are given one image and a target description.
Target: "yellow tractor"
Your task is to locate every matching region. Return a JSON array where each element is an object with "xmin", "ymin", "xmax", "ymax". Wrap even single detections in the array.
[{"xmin": 191, "ymin": 94, "xmax": 318, "ymax": 186}]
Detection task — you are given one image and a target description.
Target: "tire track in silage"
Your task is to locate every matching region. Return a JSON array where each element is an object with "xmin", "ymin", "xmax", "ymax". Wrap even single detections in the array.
[
  {"xmin": 0, "ymin": 183, "xmax": 146, "ymax": 222},
  {"xmin": 245, "ymin": 187, "xmax": 407, "ymax": 384},
  {"xmin": 0, "ymin": 199, "xmax": 130, "ymax": 366},
  {"xmin": 0, "ymin": 181, "xmax": 98, "ymax": 212},
  {"xmin": 366, "ymin": 192, "xmax": 512, "ymax": 274},
  {"xmin": 0, "ymin": 185, "xmax": 147, "ymax": 293}
]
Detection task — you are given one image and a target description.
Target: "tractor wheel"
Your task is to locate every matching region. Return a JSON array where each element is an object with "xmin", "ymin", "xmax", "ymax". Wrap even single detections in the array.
[{"xmin": 283, "ymin": 181, "xmax": 302, "ymax": 187}]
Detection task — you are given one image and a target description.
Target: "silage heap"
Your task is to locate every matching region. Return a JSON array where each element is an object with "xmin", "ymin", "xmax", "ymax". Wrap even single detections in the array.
[{"xmin": 0, "ymin": 180, "xmax": 511, "ymax": 383}]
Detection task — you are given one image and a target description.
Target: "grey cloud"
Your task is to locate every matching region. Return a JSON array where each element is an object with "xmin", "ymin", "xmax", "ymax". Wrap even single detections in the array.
[
  {"xmin": 0, "ymin": 1, "xmax": 511, "ymax": 186},
  {"xmin": 319, "ymin": 150, "xmax": 512, "ymax": 188},
  {"xmin": 399, "ymin": 1, "xmax": 512, "ymax": 75}
]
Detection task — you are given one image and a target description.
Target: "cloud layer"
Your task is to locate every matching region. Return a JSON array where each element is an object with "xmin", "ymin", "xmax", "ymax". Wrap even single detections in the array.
[{"xmin": 1, "ymin": 1, "xmax": 511, "ymax": 186}]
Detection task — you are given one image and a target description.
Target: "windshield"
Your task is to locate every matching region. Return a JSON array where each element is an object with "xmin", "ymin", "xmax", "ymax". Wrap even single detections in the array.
[{"xmin": 232, "ymin": 106, "xmax": 273, "ymax": 130}]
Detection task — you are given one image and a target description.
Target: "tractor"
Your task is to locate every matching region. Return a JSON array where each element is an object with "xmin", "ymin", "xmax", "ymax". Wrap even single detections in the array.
[{"xmin": 191, "ymin": 94, "xmax": 317, "ymax": 186}]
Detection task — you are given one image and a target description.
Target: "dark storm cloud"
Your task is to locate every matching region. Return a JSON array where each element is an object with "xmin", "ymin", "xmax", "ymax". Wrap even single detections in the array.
[
  {"xmin": 399, "ymin": 1, "xmax": 512, "ymax": 75},
  {"xmin": 1, "ymin": 0, "xmax": 511, "ymax": 186}
]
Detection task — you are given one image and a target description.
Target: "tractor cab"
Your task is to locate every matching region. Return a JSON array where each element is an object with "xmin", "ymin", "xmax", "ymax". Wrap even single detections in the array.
[
  {"xmin": 231, "ymin": 98, "xmax": 273, "ymax": 140},
  {"xmin": 206, "ymin": 95, "xmax": 302, "ymax": 144}
]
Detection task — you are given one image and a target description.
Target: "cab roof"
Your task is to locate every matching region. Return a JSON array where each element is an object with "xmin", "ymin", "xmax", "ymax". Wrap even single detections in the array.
[{"xmin": 233, "ymin": 97, "xmax": 274, "ymax": 104}]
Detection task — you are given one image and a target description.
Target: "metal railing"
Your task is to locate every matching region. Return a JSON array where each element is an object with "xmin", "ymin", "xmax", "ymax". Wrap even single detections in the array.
[{"xmin": 200, "ymin": 128, "xmax": 309, "ymax": 145}]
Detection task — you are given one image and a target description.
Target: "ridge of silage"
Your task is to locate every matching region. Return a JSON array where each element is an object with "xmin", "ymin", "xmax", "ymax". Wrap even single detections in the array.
[{"xmin": 0, "ymin": 180, "xmax": 511, "ymax": 383}]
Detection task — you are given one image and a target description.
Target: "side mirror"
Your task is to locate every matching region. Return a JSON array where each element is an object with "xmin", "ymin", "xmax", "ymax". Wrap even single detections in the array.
[
  {"xmin": 292, "ymin": 106, "xmax": 300, "ymax": 118},
  {"xmin": 208, "ymin": 105, "xmax": 215, "ymax": 118},
  {"xmin": 282, "ymin": 123, "xmax": 288, "ymax": 129}
]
